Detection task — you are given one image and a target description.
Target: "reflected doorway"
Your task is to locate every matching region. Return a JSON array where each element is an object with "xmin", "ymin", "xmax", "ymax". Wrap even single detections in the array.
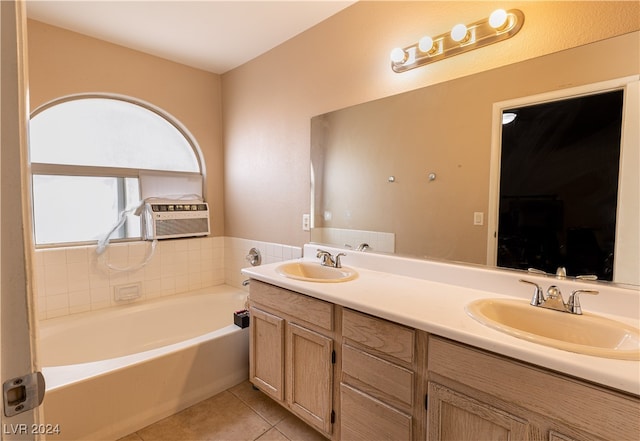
[{"xmin": 497, "ymin": 90, "xmax": 623, "ymax": 280}]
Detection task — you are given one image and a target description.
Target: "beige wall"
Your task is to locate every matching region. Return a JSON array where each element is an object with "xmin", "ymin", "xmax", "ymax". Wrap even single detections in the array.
[
  {"xmin": 27, "ymin": 20, "xmax": 225, "ymax": 236},
  {"xmin": 222, "ymin": 1, "xmax": 640, "ymax": 248}
]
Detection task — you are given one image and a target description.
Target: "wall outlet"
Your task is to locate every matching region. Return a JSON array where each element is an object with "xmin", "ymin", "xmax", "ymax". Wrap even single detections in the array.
[
  {"xmin": 302, "ymin": 214, "xmax": 311, "ymax": 231},
  {"xmin": 473, "ymin": 212, "xmax": 484, "ymax": 226}
]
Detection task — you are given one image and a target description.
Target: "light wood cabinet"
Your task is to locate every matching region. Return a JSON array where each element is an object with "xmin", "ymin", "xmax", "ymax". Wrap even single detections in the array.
[
  {"xmin": 287, "ymin": 322, "xmax": 334, "ymax": 434},
  {"xmin": 427, "ymin": 381, "xmax": 529, "ymax": 440},
  {"xmin": 249, "ymin": 279, "xmax": 639, "ymax": 441},
  {"xmin": 249, "ymin": 281, "xmax": 336, "ymax": 438},
  {"xmin": 340, "ymin": 308, "xmax": 426, "ymax": 441},
  {"xmin": 427, "ymin": 336, "xmax": 640, "ymax": 441},
  {"xmin": 249, "ymin": 306, "xmax": 284, "ymax": 401},
  {"xmin": 340, "ymin": 382, "xmax": 412, "ymax": 441}
]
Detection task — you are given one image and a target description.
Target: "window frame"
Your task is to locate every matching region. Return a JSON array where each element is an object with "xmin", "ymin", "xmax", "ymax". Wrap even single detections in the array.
[{"xmin": 30, "ymin": 93, "xmax": 207, "ymax": 248}]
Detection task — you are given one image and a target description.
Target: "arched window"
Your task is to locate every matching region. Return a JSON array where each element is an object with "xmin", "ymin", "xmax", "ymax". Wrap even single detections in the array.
[{"xmin": 30, "ymin": 94, "xmax": 205, "ymax": 246}]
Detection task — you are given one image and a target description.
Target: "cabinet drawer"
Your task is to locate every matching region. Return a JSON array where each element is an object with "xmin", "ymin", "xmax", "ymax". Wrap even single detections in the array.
[
  {"xmin": 342, "ymin": 308, "xmax": 415, "ymax": 363},
  {"xmin": 250, "ymin": 280, "xmax": 333, "ymax": 331},
  {"xmin": 342, "ymin": 344, "xmax": 414, "ymax": 407},
  {"xmin": 340, "ymin": 383, "xmax": 412, "ymax": 441}
]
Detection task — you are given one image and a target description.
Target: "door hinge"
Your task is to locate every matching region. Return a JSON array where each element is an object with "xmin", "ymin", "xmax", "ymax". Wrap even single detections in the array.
[
  {"xmin": 425, "ymin": 394, "xmax": 429, "ymax": 411},
  {"xmin": 331, "ymin": 350, "xmax": 336, "ymax": 364},
  {"xmin": 3, "ymin": 372, "xmax": 46, "ymax": 417},
  {"xmin": 331, "ymin": 410, "xmax": 336, "ymax": 424}
]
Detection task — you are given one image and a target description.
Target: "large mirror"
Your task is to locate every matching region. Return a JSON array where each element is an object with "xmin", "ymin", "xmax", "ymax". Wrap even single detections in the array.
[{"xmin": 310, "ymin": 32, "xmax": 639, "ymax": 286}]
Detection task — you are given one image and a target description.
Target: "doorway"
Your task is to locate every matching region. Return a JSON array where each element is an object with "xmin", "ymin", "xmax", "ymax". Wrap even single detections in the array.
[
  {"xmin": 486, "ymin": 76, "xmax": 639, "ymax": 283},
  {"xmin": 497, "ymin": 89, "xmax": 623, "ymax": 280}
]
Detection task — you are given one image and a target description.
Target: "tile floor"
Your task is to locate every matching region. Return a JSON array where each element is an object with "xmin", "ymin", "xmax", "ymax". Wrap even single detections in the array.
[{"xmin": 118, "ymin": 381, "xmax": 327, "ymax": 441}]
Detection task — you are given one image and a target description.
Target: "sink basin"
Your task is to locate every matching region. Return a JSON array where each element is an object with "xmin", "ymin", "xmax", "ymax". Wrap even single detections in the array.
[
  {"xmin": 276, "ymin": 262, "xmax": 357, "ymax": 283},
  {"xmin": 466, "ymin": 298, "xmax": 640, "ymax": 360}
]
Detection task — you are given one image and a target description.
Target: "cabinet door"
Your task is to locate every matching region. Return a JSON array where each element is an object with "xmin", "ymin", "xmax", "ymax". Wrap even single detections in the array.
[
  {"xmin": 427, "ymin": 382, "xmax": 529, "ymax": 441},
  {"xmin": 250, "ymin": 306, "xmax": 285, "ymax": 402},
  {"xmin": 286, "ymin": 322, "xmax": 334, "ymax": 435}
]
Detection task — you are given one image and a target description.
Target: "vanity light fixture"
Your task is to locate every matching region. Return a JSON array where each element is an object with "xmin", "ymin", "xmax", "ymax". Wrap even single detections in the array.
[{"xmin": 390, "ymin": 9, "xmax": 524, "ymax": 73}]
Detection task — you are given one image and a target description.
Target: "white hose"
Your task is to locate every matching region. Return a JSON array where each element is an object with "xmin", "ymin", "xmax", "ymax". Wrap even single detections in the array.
[
  {"xmin": 95, "ymin": 194, "xmax": 204, "ymax": 272},
  {"xmin": 97, "ymin": 238, "xmax": 158, "ymax": 272}
]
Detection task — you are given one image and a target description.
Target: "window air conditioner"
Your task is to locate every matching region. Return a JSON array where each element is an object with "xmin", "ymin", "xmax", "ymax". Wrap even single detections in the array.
[{"xmin": 141, "ymin": 200, "xmax": 210, "ymax": 240}]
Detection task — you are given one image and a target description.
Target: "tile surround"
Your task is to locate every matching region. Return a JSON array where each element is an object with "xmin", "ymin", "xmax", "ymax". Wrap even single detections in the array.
[
  {"xmin": 224, "ymin": 237, "xmax": 302, "ymax": 288},
  {"xmin": 313, "ymin": 227, "xmax": 395, "ymax": 253},
  {"xmin": 34, "ymin": 236, "xmax": 302, "ymax": 320}
]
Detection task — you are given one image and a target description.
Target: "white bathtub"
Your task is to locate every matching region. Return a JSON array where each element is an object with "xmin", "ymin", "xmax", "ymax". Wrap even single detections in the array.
[{"xmin": 39, "ymin": 285, "xmax": 250, "ymax": 441}]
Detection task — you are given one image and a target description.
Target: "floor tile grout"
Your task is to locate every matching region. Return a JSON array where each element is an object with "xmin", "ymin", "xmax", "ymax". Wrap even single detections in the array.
[
  {"xmin": 119, "ymin": 380, "xmax": 324, "ymax": 441},
  {"xmin": 227, "ymin": 389, "xmax": 287, "ymax": 440}
]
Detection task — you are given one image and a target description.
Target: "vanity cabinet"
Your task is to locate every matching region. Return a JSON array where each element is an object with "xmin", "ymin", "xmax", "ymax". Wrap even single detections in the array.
[
  {"xmin": 340, "ymin": 309, "xmax": 427, "ymax": 441},
  {"xmin": 427, "ymin": 336, "xmax": 640, "ymax": 441},
  {"xmin": 249, "ymin": 280, "xmax": 336, "ymax": 437},
  {"xmin": 248, "ymin": 279, "xmax": 639, "ymax": 441}
]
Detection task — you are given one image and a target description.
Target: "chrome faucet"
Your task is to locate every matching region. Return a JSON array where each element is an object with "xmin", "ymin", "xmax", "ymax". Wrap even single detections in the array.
[
  {"xmin": 519, "ymin": 279, "xmax": 599, "ymax": 315},
  {"xmin": 316, "ymin": 249, "xmax": 345, "ymax": 268},
  {"xmin": 527, "ymin": 267, "xmax": 598, "ymax": 281},
  {"xmin": 356, "ymin": 243, "xmax": 370, "ymax": 251}
]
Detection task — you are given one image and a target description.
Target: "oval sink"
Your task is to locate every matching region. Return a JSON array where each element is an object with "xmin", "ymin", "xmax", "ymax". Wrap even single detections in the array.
[
  {"xmin": 466, "ymin": 298, "xmax": 640, "ymax": 360},
  {"xmin": 276, "ymin": 262, "xmax": 358, "ymax": 283}
]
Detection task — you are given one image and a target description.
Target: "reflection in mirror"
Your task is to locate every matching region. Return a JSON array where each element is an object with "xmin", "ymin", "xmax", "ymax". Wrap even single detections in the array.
[
  {"xmin": 310, "ymin": 33, "xmax": 639, "ymax": 286},
  {"xmin": 496, "ymin": 90, "xmax": 623, "ymax": 281}
]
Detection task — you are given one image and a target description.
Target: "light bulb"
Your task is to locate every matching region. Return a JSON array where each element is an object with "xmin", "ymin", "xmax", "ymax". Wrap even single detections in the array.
[
  {"xmin": 418, "ymin": 36, "xmax": 434, "ymax": 53},
  {"xmin": 390, "ymin": 47, "xmax": 407, "ymax": 64},
  {"xmin": 489, "ymin": 9, "xmax": 508, "ymax": 29},
  {"xmin": 450, "ymin": 24, "xmax": 468, "ymax": 42}
]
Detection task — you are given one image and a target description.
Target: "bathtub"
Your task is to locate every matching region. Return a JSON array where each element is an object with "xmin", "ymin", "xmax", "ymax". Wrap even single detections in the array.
[{"xmin": 39, "ymin": 285, "xmax": 250, "ymax": 441}]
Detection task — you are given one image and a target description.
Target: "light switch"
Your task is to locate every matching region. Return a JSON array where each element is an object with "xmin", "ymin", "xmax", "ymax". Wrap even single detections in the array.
[{"xmin": 473, "ymin": 212, "xmax": 484, "ymax": 226}]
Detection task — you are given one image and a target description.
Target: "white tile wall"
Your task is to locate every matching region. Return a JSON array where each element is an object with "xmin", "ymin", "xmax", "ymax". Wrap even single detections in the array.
[
  {"xmin": 34, "ymin": 236, "xmax": 225, "ymax": 320},
  {"xmin": 224, "ymin": 236, "xmax": 302, "ymax": 289},
  {"xmin": 34, "ymin": 236, "xmax": 302, "ymax": 320},
  {"xmin": 313, "ymin": 227, "xmax": 395, "ymax": 253}
]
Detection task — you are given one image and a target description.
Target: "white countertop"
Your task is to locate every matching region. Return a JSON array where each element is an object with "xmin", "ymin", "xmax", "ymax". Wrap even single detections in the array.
[{"xmin": 242, "ymin": 245, "xmax": 640, "ymax": 396}]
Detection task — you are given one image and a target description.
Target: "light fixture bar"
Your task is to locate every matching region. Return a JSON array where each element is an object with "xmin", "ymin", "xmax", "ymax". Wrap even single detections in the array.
[{"xmin": 391, "ymin": 9, "xmax": 524, "ymax": 73}]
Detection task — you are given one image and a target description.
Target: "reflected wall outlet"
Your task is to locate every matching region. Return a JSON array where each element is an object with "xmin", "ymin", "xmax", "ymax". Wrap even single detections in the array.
[
  {"xmin": 302, "ymin": 214, "xmax": 310, "ymax": 231},
  {"xmin": 473, "ymin": 212, "xmax": 484, "ymax": 226}
]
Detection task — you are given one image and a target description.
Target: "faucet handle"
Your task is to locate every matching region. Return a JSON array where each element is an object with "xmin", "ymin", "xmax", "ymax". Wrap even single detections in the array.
[
  {"xmin": 334, "ymin": 253, "xmax": 346, "ymax": 268},
  {"xmin": 576, "ymin": 274, "xmax": 598, "ymax": 281},
  {"xmin": 567, "ymin": 289, "xmax": 599, "ymax": 315},
  {"xmin": 519, "ymin": 279, "xmax": 544, "ymax": 306}
]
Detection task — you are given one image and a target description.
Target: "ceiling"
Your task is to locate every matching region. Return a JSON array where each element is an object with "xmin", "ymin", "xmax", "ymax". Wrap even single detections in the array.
[{"xmin": 25, "ymin": 0, "xmax": 357, "ymax": 74}]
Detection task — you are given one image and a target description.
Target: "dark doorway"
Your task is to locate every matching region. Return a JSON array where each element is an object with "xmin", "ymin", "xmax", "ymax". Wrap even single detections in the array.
[{"xmin": 497, "ymin": 89, "xmax": 623, "ymax": 280}]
